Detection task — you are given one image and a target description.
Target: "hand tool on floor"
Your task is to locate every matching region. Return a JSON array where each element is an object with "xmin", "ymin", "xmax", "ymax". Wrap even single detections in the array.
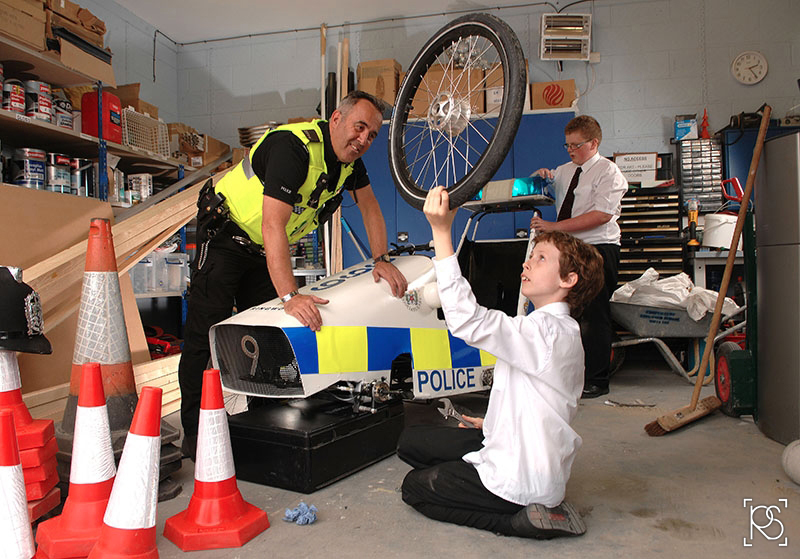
[
  {"xmin": 438, "ymin": 398, "xmax": 476, "ymax": 428},
  {"xmin": 645, "ymin": 104, "xmax": 771, "ymax": 436}
]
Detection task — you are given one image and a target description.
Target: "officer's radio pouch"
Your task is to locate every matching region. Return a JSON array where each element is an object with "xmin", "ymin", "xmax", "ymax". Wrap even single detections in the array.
[{"xmin": 196, "ymin": 179, "xmax": 230, "ymax": 242}]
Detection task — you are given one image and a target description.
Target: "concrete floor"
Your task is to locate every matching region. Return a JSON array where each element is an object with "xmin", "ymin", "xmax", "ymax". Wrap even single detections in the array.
[{"xmin": 154, "ymin": 357, "xmax": 800, "ymax": 558}]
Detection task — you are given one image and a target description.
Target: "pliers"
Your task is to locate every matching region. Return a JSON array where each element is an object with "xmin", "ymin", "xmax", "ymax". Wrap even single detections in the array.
[{"xmin": 437, "ymin": 398, "xmax": 476, "ymax": 428}]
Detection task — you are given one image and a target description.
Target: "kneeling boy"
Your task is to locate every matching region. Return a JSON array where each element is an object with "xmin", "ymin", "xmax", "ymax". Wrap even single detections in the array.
[{"xmin": 397, "ymin": 186, "xmax": 604, "ymax": 539}]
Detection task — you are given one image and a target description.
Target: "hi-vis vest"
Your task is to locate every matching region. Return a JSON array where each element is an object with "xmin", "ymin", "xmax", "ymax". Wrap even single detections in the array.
[{"xmin": 215, "ymin": 120, "xmax": 354, "ymax": 245}]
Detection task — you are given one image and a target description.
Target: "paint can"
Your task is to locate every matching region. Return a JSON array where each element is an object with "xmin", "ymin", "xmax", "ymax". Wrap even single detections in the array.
[
  {"xmin": 2, "ymin": 79, "xmax": 25, "ymax": 114},
  {"xmin": 46, "ymin": 153, "xmax": 72, "ymax": 194},
  {"xmin": 24, "ymin": 80, "xmax": 53, "ymax": 123},
  {"xmin": 12, "ymin": 148, "xmax": 46, "ymax": 188},
  {"xmin": 52, "ymin": 92, "xmax": 73, "ymax": 130},
  {"xmin": 71, "ymin": 158, "xmax": 94, "ymax": 197}
]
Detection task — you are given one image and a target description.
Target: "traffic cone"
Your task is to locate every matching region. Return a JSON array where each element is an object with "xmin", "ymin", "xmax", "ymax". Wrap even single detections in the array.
[
  {"xmin": 36, "ymin": 363, "xmax": 117, "ymax": 559},
  {"xmin": 57, "ymin": 218, "xmax": 138, "ymax": 448},
  {"xmin": 164, "ymin": 370, "xmax": 269, "ymax": 550},
  {"xmin": 0, "ymin": 349, "xmax": 55, "ymax": 449},
  {"xmin": 55, "ymin": 218, "xmax": 182, "ymax": 502},
  {"xmin": 88, "ymin": 386, "xmax": 162, "ymax": 559},
  {"xmin": 0, "ymin": 409, "xmax": 36, "ymax": 559}
]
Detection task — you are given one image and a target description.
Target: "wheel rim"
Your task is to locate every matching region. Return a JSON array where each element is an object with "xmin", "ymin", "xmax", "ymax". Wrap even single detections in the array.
[
  {"xmin": 716, "ymin": 356, "xmax": 732, "ymax": 403},
  {"xmin": 389, "ymin": 14, "xmax": 526, "ymax": 209}
]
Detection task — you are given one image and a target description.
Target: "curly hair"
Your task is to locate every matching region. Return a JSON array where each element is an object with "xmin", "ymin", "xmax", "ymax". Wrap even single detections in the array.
[{"xmin": 533, "ymin": 230, "xmax": 604, "ymax": 316}]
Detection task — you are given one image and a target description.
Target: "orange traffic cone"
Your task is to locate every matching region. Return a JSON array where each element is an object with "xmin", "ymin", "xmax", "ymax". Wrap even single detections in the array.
[
  {"xmin": 36, "ymin": 363, "xmax": 117, "ymax": 558},
  {"xmin": 164, "ymin": 370, "xmax": 269, "ymax": 550},
  {"xmin": 88, "ymin": 386, "xmax": 162, "ymax": 559},
  {"xmin": 0, "ymin": 409, "xmax": 35, "ymax": 559},
  {"xmin": 0, "ymin": 349, "xmax": 55, "ymax": 449},
  {"xmin": 57, "ymin": 218, "xmax": 139, "ymax": 450}
]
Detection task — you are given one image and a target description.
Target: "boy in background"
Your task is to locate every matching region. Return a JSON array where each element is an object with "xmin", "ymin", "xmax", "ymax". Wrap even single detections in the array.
[
  {"xmin": 530, "ymin": 115, "xmax": 627, "ymax": 398},
  {"xmin": 398, "ymin": 186, "xmax": 604, "ymax": 539}
]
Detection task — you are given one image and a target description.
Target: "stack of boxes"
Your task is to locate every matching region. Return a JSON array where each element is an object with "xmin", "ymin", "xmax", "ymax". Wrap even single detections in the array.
[{"xmin": 167, "ymin": 122, "xmax": 230, "ymax": 168}]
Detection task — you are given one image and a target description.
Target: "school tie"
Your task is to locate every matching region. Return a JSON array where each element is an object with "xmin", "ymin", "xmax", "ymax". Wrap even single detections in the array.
[{"xmin": 557, "ymin": 166, "xmax": 582, "ymax": 222}]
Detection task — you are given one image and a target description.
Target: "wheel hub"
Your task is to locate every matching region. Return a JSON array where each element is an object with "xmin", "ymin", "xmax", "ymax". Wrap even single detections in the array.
[{"xmin": 427, "ymin": 93, "xmax": 471, "ymax": 136}]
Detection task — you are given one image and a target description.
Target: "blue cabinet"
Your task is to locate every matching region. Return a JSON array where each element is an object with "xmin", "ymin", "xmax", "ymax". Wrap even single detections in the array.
[{"xmin": 342, "ymin": 110, "xmax": 574, "ymax": 267}]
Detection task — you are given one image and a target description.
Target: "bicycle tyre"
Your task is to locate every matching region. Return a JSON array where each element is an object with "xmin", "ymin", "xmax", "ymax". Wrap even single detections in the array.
[{"xmin": 388, "ymin": 13, "xmax": 527, "ymax": 210}]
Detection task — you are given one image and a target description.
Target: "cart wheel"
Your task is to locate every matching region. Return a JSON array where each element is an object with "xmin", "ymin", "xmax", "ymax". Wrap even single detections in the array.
[
  {"xmin": 715, "ymin": 341, "xmax": 743, "ymax": 417},
  {"xmin": 388, "ymin": 12, "xmax": 527, "ymax": 210}
]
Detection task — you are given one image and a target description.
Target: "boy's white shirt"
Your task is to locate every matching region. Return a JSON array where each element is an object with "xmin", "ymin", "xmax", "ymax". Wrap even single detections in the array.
[{"xmin": 433, "ymin": 254, "xmax": 584, "ymax": 507}]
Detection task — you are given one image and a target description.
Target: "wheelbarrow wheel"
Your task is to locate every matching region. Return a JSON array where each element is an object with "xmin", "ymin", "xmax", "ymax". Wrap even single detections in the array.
[
  {"xmin": 609, "ymin": 341, "xmax": 625, "ymax": 378},
  {"xmin": 715, "ymin": 341, "xmax": 744, "ymax": 417},
  {"xmin": 388, "ymin": 12, "xmax": 527, "ymax": 210}
]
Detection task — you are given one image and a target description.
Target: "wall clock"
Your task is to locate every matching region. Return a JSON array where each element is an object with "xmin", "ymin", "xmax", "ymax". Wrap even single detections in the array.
[{"xmin": 731, "ymin": 51, "xmax": 768, "ymax": 85}]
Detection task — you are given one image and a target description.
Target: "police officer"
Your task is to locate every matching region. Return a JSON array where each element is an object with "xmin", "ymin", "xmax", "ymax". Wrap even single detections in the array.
[{"xmin": 178, "ymin": 91, "xmax": 407, "ymax": 459}]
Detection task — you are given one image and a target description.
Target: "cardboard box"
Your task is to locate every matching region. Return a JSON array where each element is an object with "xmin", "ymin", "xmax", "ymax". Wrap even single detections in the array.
[
  {"xmin": 357, "ymin": 59, "xmax": 402, "ymax": 106},
  {"xmin": 485, "ymin": 60, "xmax": 530, "ymax": 113},
  {"xmin": 188, "ymin": 134, "xmax": 231, "ymax": 167},
  {"xmin": 203, "ymin": 134, "xmax": 230, "ymax": 166},
  {"xmin": 530, "ymin": 79, "xmax": 577, "ymax": 110},
  {"xmin": 168, "ymin": 122, "xmax": 203, "ymax": 157},
  {"xmin": 107, "ymin": 83, "xmax": 158, "ymax": 118},
  {"xmin": 0, "ymin": 0, "xmax": 46, "ymax": 51},
  {"xmin": 46, "ymin": 0, "xmax": 80, "ymax": 22},
  {"xmin": 675, "ymin": 114, "xmax": 698, "ymax": 141},
  {"xmin": 55, "ymin": 38, "xmax": 115, "ymax": 86},
  {"xmin": 46, "ymin": 8, "xmax": 104, "ymax": 48},
  {"xmin": 408, "ymin": 64, "xmax": 485, "ymax": 117}
]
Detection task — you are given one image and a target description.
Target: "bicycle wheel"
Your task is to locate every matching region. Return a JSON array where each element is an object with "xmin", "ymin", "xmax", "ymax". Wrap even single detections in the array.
[{"xmin": 389, "ymin": 13, "xmax": 527, "ymax": 210}]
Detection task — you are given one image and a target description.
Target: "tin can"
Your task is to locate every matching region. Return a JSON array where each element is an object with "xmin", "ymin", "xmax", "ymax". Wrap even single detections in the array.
[
  {"xmin": 71, "ymin": 158, "xmax": 94, "ymax": 197},
  {"xmin": 2, "ymin": 79, "xmax": 25, "ymax": 114},
  {"xmin": 12, "ymin": 148, "xmax": 47, "ymax": 184},
  {"xmin": 53, "ymin": 94, "xmax": 73, "ymax": 130},
  {"xmin": 46, "ymin": 153, "xmax": 72, "ymax": 194},
  {"xmin": 24, "ymin": 80, "xmax": 53, "ymax": 123},
  {"xmin": 14, "ymin": 179, "xmax": 45, "ymax": 190}
]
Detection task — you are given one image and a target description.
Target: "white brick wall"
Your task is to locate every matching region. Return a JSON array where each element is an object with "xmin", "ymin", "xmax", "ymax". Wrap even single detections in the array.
[{"xmin": 94, "ymin": 0, "xmax": 800, "ymax": 154}]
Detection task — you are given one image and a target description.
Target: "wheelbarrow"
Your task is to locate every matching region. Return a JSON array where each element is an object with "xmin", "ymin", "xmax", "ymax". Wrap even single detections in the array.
[{"xmin": 611, "ymin": 301, "xmax": 746, "ymax": 385}]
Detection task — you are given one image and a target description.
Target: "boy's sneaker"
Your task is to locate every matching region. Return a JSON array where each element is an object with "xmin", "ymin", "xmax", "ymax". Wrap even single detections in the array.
[{"xmin": 510, "ymin": 501, "xmax": 586, "ymax": 539}]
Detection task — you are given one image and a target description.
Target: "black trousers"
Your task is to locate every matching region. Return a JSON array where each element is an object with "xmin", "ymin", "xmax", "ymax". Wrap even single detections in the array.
[
  {"xmin": 580, "ymin": 243, "xmax": 620, "ymax": 388},
  {"xmin": 177, "ymin": 229, "xmax": 276, "ymax": 454},
  {"xmin": 397, "ymin": 425, "xmax": 526, "ymax": 536}
]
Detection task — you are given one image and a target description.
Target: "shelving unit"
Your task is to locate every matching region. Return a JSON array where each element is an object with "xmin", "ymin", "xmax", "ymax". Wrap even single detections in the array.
[{"xmin": 0, "ymin": 34, "xmax": 194, "ymax": 185}]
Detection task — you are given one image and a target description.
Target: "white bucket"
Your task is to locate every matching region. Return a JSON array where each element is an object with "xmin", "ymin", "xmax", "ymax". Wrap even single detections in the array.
[{"xmin": 703, "ymin": 213, "xmax": 742, "ymax": 251}]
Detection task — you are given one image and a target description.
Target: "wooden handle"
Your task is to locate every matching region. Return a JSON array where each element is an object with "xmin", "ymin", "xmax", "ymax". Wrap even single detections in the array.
[{"xmin": 689, "ymin": 105, "xmax": 771, "ymax": 410}]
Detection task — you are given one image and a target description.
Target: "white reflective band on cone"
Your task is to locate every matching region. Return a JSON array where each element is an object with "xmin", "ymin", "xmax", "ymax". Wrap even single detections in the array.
[
  {"xmin": 70, "ymin": 405, "xmax": 116, "ymax": 484},
  {"xmin": 0, "ymin": 465, "xmax": 35, "ymax": 559},
  {"xmin": 103, "ymin": 433, "xmax": 160, "ymax": 529},
  {"xmin": 195, "ymin": 408, "xmax": 235, "ymax": 483},
  {"xmin": 73, "ymin": 273, "xmax": 132, "ymax": 364},
  {"xmin": 0, "ymin": 350, "xmax": 22, "ymax": 392}
]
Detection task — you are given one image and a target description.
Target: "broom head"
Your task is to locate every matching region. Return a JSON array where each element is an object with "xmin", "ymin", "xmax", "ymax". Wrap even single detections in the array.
[{"xmin": 644, "ymin": 396, "xmax": 722, "ymax": 436}]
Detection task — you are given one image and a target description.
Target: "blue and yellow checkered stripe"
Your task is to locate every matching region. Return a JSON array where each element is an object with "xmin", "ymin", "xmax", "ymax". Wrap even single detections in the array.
[{"xmin": 283, "ymin": 326, "xmax": 496, "ymax": 374}]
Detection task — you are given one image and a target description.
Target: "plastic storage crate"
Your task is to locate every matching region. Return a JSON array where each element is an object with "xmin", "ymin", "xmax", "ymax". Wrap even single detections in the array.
[{"xmin": 121, "ymin": 108, "xmax": 170, "ymax": 157}]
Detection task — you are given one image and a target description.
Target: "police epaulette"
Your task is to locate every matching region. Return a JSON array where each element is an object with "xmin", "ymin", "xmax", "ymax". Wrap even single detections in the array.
[{"xmin": 302, "ymin": 129, "xmax": 320, "ymax": 142}]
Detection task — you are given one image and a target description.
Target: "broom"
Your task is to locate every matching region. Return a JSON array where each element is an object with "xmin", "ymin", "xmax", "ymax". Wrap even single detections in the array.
[{"xmin": 645, "ymin": 105, "xmax": 771, "ymax": 436}]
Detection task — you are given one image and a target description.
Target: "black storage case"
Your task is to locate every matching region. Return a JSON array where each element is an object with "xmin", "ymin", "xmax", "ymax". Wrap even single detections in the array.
[{"xmin": 229, "ymin": 394, "xmax": 404, "ymax": 493}]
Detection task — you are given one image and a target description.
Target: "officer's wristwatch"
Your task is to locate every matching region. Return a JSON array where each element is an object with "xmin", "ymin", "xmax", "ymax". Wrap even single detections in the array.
[
  {"xmin": 373, "ymin": 254, "xmax": 391, "ymax": 264},
  {"xmin": 280, "ymin": 290, "xmax": 299, "ymax": 303}
]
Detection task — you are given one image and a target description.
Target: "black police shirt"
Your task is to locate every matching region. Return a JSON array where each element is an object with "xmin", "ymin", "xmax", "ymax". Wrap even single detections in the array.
[{"xmin": 251, "ymin": 120, "xmax": 370, "ymax": 207}]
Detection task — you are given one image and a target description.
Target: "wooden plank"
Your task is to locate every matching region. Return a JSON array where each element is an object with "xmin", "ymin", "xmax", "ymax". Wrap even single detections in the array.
[{"xmin": 22, "ymin": 382, "xmax": 70, "ymax": 409}]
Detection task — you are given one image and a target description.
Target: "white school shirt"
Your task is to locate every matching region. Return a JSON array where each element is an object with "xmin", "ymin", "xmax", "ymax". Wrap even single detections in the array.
[
  {"xmin": 552, "ymin": 151, "xmax": 628, "ymax": 245},
  {"xmin": 433, "ymin": 255, "xmax": 584, "ymax": 507}
]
